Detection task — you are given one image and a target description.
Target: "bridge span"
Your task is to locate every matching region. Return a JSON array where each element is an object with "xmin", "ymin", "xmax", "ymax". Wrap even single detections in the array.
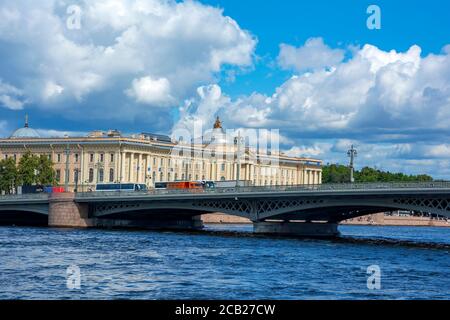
[{"xmin": 1, "ymin": 182, "xmax": 450, "ymax": 237}]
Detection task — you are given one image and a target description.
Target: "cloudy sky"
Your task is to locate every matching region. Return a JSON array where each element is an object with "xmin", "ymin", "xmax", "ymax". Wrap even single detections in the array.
[{"xmin": 1, "ymin": 0, "xmax": 450, "ymax": 178}]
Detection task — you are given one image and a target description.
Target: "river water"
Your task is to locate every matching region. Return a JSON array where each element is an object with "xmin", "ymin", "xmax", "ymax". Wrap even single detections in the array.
[{"xmin": 0, "ymin": 224, "xmax": 449, "ymax": 300}]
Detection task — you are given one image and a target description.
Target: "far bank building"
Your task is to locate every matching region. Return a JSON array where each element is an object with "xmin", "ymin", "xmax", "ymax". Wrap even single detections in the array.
[{"xmin": 0, "ymin": 117, "xmax": 322, "ymax": 191}]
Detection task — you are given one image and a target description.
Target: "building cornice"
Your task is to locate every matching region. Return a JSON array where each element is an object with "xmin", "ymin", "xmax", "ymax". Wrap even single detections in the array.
[{"xmin": 0, "ymin": 137, "xmax": 322, "ymax": 166}]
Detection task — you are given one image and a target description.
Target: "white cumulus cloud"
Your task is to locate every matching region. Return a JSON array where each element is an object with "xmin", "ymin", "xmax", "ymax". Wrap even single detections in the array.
[
  {"xmin": 126, "ymin": 76, "xmax": 174, "ymax": 106},
  {"xmin": 0, "ymin": 0, "xmax": 256, "ymax": 111},
  {"xmin": 0, "ymin": 79, "xmax": 27, "ymax": 110},
  {"xmin": 278, "ymin": 37, "xmax": 345, "ymax": 72}
]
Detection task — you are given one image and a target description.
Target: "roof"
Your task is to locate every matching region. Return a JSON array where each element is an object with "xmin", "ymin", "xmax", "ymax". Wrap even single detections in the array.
[{"xmin": 10, "ymin": 115, "xmax": 40, "ymax": 139}]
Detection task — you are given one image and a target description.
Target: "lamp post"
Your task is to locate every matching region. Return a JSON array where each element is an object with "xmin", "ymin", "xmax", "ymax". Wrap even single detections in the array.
[
  {"xmin": 347, "ymin": 145, "xmax": 357, "ymax": 183},
  {"xmin": 64, "ymin": 142, "xmax": 70, "ymax": 192},
  {"xmin": 235, "ymin": 132, "xmax": 243, "ymax": 187}
]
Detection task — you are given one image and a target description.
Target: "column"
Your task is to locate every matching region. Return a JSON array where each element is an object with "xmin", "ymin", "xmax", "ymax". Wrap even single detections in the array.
[
  {"xmin": 128, "ymin": 153, "xmax": 134, "ymax": 182},
  {"xmin": 114, "ymin": 151, "xmax": 120, "ymax": 183},
  {"xmin": 121, "ymin": 152, "xmax": 126, "ymax": 183},
  {"xmin": 138, "ymin": 153, "xmax": 143, "ymax": 183},
  {"xmin": 146, "ymin": 154, "xmax": 151, "ymax": 186},
  {"xmin": 79, "ymin": 148, "xmax": 84, "ymax": 188},
  {"xmin": 84, "ymin": 152, "xmax": 90, "ymax": 188}
]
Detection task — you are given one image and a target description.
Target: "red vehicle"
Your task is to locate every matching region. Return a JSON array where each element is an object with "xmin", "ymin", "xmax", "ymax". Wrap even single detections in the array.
[
  {"xmin": 167, "ymin": 181, "xmax": 204, "ymax": 191},
  {"xmin": 155, "ymin": 181, "xmax": 204, "ymax": 192}
]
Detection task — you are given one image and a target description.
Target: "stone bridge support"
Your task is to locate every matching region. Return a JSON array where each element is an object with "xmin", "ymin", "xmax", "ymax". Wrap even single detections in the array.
[
  {"xmin": 48, "ymin": 193, "xmax": 93, "ymax": 228},
  {"xmin": 49, "ymin": 193, "xmax": 203, "ymax": 231}
]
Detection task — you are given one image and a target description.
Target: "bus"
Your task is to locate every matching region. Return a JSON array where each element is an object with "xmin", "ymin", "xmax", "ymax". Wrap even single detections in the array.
[{"xmin": 95, "ymin": 183, "xmax": 147, "ymax": 192}]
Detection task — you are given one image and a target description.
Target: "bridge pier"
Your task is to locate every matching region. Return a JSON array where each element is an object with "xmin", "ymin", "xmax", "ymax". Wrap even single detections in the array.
[
  {"xmin": 253, "ymin": 221, "xmax": 340, "ymax": 238},
  {"xmin": 48, "ymin": 193, "xmax": 94, "ymax": 228},
  {"xmin": 49, "ymin": 194, "xmax": 204, "ymax": 231}
]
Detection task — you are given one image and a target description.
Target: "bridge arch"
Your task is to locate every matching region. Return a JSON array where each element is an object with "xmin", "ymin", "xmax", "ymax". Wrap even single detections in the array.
[
  {"xmin": 0, "ymin": 207, "xmax": 48, "ymax": 226},
  {"xmin": 255, "ymin": 198, "xmax": 450, "ymax": 222}
]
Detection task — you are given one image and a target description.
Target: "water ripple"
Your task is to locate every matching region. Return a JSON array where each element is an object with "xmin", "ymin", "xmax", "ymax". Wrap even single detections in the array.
[{"xmin": 0, "ymin": 225, "xmax": 449, "ymax": 300}]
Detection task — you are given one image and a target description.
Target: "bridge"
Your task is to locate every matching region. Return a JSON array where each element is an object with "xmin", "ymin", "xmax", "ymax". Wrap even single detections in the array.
[{"xmin": 1, "ymin": 182, "xmax": 450, "ymax": 236}]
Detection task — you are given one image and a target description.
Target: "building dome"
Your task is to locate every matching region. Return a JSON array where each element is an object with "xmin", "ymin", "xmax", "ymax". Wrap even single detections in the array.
[
  {"xmin": 203, "ymin": 116, "xmax": 230, "ymax": 145},
  {"xmin": 10, "ymin": 115, "xmax": 40, "ymax": 139}
]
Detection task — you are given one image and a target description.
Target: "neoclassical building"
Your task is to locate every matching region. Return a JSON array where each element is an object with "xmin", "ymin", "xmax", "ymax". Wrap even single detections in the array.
[{"xmin": 0, "ymin": 117, "xmax": 322, "ymax": 191}]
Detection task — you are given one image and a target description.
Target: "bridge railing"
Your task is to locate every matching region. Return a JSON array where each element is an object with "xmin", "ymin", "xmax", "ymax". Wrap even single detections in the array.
[
  {"xmin": 73, "ymin": 181, "xmax": 450, "ymax": 199},
  {"xmin": 0, "ymin": 193, "xmax": 49, "ymax": 201}
]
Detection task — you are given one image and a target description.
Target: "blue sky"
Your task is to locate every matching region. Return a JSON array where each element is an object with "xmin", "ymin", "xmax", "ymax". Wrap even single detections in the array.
[
  {"xmin": 1, "ymin": 0, "xmax": 450, "ymax": 177},
  {"xmin": 207, "ymin": 0, "xmax": 450, "ymax": 96}
]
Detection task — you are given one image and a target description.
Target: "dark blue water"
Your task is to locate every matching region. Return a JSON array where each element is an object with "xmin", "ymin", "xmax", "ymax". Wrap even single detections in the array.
[{"xmin": 0, "ymin": 225, "xmax": 449, "ymax": 300}]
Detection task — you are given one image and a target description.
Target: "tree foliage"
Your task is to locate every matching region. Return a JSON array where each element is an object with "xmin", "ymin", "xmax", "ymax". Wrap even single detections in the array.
[
  {"xmin": 0, "ymin": 152, "xmax": 55, "ymax": 193},
  {"xmin": 322, "ymin": 164, "xmax": 433, "ymax": 184},
  {"xmin": 36, "ymin": 155, "xmax": 55, "ymax": 185},
  {"xmin": 17, "ymin": 152, "xmax": 39, "ymax": 186},
  {"xmin": 0, "ymin": 158, "xmax": 18, "ymax": 194}
]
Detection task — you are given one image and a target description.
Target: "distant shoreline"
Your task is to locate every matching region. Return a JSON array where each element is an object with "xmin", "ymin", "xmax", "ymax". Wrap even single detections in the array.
[{"xmin": 202, "ymin": 213, "xmax": 450, "ymax": 228}]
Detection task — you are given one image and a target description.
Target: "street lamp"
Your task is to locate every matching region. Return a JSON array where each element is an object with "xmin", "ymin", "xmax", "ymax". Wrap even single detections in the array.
[
  {"xmin": 235, "ymin": 132, "xmax": 244, "ymax": 187},
  {"xmin": 347, "ymin": 145, "xmax": 357, "ymax": 183}
]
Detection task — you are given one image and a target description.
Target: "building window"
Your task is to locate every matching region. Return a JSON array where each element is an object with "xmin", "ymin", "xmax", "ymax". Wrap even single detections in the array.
[
  {"xmin": 4, "ymin": 154, "xmax": 8, "ymax": 159},
  {"xmin": 152, "ymin": 172, "xmax": 156, "ymax": 182},
  {"xmin": 221, "ymin": 163, "xmax": 225, "ymax": 171},
  {"xmin": 174, "ymin": 173, "xmax": 178, "ymax": 181},
  {"xmin": 57, "ymin": 154, "xmax": 61, "ymax": 162},
  {"xmin": 74, "ymin": 154, "xmax": 79, "ymax": 162},
  {"xmin": 89, "ymin": 168, "xmax": 94, "ymax": 183},
  {"xmin": 110, "ymin": 154, "xmax": 114, "ymax": 162},
  {"xmin": 48, "ymin": 154, "xmax": 51, "ymax": 161},
  {"xmin": 100, "ymin": 154, "xmax": 104, "ymax": 162},
  {"xmin": 153, "ymin": 158, "xmax": 156, "ymax": 165},
  {"xmin": 168, "ymin": 173, "xmax": 171, "ymax": 181},
  {"xmin": 56, "ymin": 170, "xmax": 61, "ymax": 183},
  {"xmin": 90, "ymin": 154, "xmax": 94, "ymax": 162},
  {"xmin": 13, "ymin": 154, "xmax": 17, "ymax": 161},
  {"xmin": 181, "ymin": 174, "xmax": 185, "ymax": 181},
  {"xmin": 160, "ymin": 158, "xmax": 164, "ymax": 166},
  {"xmin": 195, "ymin": 175, "xmax": 199, "ymax": 181},
  {"xmin": 74, "ymin": 170, "xmax": 79, "ymax": 183},
  {"xmin": 221, "ymin": 176, "xmax": 226, "ymax": 181},
  {"xmin": 109, "ymin": 169, "xmax": 114, "ymax": 182},
  {"xmin": 99, "ymin": 169, "xmax": 104, "ymax": 182},
  {"xmin": 160, "ymin": 172, "xmax": 163, "ymax": 182}
]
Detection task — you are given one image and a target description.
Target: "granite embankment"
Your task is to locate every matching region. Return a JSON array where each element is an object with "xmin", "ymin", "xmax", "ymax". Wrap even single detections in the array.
[{"xmin": 201, "ymin": 213, "xmax": 450, "ymax": 227}]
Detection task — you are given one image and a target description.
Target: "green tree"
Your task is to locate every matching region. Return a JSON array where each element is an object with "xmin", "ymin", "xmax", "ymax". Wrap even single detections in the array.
[
  {"xmin": 322, "ymin": 164, "xmax": 350, "ymax": 183},
  {"xmin": 17, "ymin": 152, "xmax": 39, "ymax": 186},
  {"xmin": 36, "ymin": 155, "xmax": 55, "ymax": 185},
  {"xmin": 322, "ymin": 164, "xmax": 433, "ymax": 183},
  {"xmin": 0, "ymin": 158, "xmax": 18, "ymax": 194}
]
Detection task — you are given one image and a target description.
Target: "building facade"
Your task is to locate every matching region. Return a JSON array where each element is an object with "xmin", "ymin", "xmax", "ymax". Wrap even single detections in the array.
[{"xmin": 0, "ymin": 117, "xmax": 322, "ymax": 191}]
